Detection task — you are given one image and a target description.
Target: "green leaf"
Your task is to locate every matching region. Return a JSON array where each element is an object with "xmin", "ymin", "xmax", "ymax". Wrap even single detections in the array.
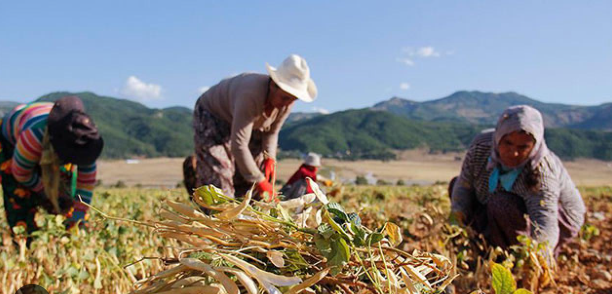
[
  {"xmin": 315, "ymin": 234, "xmax": 350, "ymax": 269},
  {"xmin": 366, "ymin": 232, "xmax": 384, "ymax": 245},
  {"xmin": 317, "ymin": 223, "xmax": 334, "ymax": 239},
  {"xmin": 314, "ymin": 235, "xmax": 332, "ymax": 258},
  {"xmin": 352, "ymin": 223, "xmax": 366, "ymax": 246},
  {"xmin": 491, "ymin": 262, "xmax": 516, "ymax": 294},
  {"xmin": 194, "ymin": 185, "xmax": 229, "ymax": 206},
  {"xmin": 326, "ymin": 202, "xmax": 349, "ymax": 222},
  {"xmin": 323, "ymin": 210, "xmax": 352, "ymax": 241},
  {"xmin": 348, "ymin": 213, "xmax": 361, "ymax": 226},
  {"xmin": 513, "ymin": 289, "xmax": 533, "ymax": 294},
  {"xmin": 328, "ymin": 236, "xmax": 350, "ymax": 267}
]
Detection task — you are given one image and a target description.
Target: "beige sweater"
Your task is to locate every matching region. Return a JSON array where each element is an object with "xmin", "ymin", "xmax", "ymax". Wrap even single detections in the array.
[{"xmin": 196, "ymin": 73, "xmax": 291, "ymax": 183}]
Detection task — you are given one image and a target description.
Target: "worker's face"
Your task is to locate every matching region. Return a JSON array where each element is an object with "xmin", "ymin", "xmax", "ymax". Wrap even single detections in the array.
[
  {"xmin": 497, "ymin": 131, "xmax": 536, "ymax": 168},
  {"xmin": 268, "ymin": 82, "xmax": 297, "ymax": 109}
]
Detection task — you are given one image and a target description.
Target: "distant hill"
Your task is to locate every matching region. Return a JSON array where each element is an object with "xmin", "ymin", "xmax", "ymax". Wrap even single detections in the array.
[
  {"xmin": 280, "ymin": 109, "xmax": 483, "ymax": 159},
  {"xmin": 372, "ymin": 91, "xmax": 611, "ymax": 130},
  {"xmin": 280, "ymin": 108, "xmax": 612, "ymax": 161},
  {"xmin": 37, "ymin": 92, "xmax": 193, "ymax": 158},
  {"xmin": 0, "ymin": 90, "xmax": 608, "ymax": 160}
]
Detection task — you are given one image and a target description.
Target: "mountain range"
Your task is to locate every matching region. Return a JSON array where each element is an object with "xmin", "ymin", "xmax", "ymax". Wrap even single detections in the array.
[
  {"xmin": 371, "ymin": 91, "xmax": 612, "ymax": 130},
  {"xmin": 0, "ymin": 90, "xmax": 609, "ymax": 160}
]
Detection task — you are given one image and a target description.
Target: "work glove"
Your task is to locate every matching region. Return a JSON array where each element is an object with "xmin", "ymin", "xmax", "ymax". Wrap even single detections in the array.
[
  {"xmin": 256, "ymin": 180, "xmax": 278, "ymax": 203},
  {"xmin": 262, "ymin": 158, "xmax": 276, "ymax": 183},
  {"xmin": 65, "ymin": 207, "xmax": 89, "ymax": 230}
]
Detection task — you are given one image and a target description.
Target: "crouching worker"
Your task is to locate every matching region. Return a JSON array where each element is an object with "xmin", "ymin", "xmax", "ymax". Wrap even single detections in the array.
[
  {"xmin": 186, "ymin": 54, "xmax": 317, "ymax": 201},
  {"xmin": 449, "ymin": 105, "xmax": 586, "ymax": 257},
  {"xmin": 280, "ymin": 152, "xmax": 323, "ymax": 200},
  {"xmin": 1, "ymin": 96, "xmax": 103, "ymax": 240}
]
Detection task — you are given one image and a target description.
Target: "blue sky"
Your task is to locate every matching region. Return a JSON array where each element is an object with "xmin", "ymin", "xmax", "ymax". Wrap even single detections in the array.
[{"xmin": 1, "ymin": 1, "xmax": 611, "ymax": 112}]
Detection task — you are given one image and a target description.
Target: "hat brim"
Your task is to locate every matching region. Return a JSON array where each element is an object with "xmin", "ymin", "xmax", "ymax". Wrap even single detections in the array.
[{"xmin": 266, "ymin": 63, "xmax": 317, "ymax": 103}]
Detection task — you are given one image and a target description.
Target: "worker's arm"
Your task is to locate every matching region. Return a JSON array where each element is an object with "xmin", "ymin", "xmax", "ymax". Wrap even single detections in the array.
[
  {"xmin": 230, "ymin": 96, "xmax": 266, "ymax": 183},
  {"xmin": 261, "ymin": 105, "xmax": 292, "ymax": 159},
  {"xmin": 73, "ymin": 162, "xmax": 97, "ymax": 218},
  {"xmin": 11, "ymin": 127, "xmax": 45, "ymax": 192}
]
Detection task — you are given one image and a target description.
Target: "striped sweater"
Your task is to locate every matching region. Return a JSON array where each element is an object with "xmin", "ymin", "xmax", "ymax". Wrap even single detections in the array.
[
  {"xmin": 1, "ymin": 102, "xmax": 96, "ymax": 212},
  {"xmin": 451, "ymin": 132, "xmax": 586, "ymax": 250}
]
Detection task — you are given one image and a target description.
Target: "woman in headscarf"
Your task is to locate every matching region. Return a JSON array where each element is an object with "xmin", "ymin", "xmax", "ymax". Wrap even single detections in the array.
[
  {"xmin": 1, "ymin": 96, "xmax": 103, "ymax": 238},
  {"xmin": 449, "ymin": 105, "xmax": 586, "ymax": 256},
  {"xmin": 186, "ymin": 54, "xmax": 317, "ymax": 201}
]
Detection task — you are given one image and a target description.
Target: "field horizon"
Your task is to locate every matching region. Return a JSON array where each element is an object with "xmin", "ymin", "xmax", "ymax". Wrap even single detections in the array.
[{"xmin": 97, "ymin": 151, "xmax": 612, "ymax": 188}]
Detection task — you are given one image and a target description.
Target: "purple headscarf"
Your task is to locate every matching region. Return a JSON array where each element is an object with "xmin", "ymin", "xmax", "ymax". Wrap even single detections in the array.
[{"xmin": 487, "ymin": 105, "xmax": 550, "ymax": 170}]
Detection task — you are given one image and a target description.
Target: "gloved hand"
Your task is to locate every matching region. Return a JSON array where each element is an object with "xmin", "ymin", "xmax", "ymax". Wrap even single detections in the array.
[
  {"xmin": 65, "ymin": 207, "xmax": 89, "ymax": 230},
  {"xmin": 256, "ymin": 180, "xmax": 278, "ymax": 203},
  {"xmin": 262, "ymin": 158, "xmax": 276, "ymax": 182}
]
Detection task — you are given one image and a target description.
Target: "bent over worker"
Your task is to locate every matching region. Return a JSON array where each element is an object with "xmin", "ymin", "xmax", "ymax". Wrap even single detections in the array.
[
  {"xmin": 187, "ymin": 54, "xmax": 317, "ymax": 200},
  {"xmin": 1, "ymin": 96, "xmax": 103, "ymax": 238},
  {"xmin": 280, "ymin": 152, "xmax": 322, "ymax": 200},
  {"xmin": 449, "ymin": 105, "xmax": 586, "ymax": 258}
]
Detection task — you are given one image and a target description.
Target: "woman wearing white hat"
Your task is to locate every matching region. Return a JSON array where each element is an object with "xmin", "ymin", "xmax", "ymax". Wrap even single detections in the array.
[{"xmin": 186, "ymin": 54, "xmax": 317, "ymax": 201}]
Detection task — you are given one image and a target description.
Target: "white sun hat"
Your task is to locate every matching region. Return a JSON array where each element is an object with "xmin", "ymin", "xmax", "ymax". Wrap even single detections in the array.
[
  {"xmin": 304, "ymin": 152, "xmax": 321, "ymax": 167},
  {"xmin": 266, "ymin": 54, "xmax": 317, "ymax": 102}
]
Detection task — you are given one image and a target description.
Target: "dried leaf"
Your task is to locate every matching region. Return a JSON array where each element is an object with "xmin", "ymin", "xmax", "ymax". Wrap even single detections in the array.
[
  {"xmin": 221, "ymin": 253, "xmax": 302, "ymax": 288},
  {"xmin": 307, "ymin": 178, "xmax": 329, "ymax": 204},
  {"xmin": 217, "ymin": 189, "xmax": 251, "ymax": 220},
  {"xmin": 385, "ymin": 222, "xmax": 403, "ymax": 247},
  {"xmin": 286, "ymin": 267, "xmax": 330, "ymax": 294},
  {"xmin": 180, "ymin": 258, "xmax": 240, "ymax": 294},
  {"xmin": 267, "ymin": 251, "xmax": 285, "ymax": 268}
]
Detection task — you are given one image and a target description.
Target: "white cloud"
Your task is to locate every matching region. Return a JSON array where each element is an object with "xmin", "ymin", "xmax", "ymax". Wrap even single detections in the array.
[
  {"xmin": 415, "ymin": 46, "xmax": 440, "ymax": 57},
  {"xmin": 120, "ymin": 76, "xmax": 162, "ymax": 101},
  {"xmin": 198, "ymin": 86, "xmax": 210, "ymax": 94},
  {"xmin": 400, "ymin": 82, "xmax": 411, "ymax": 90},
  {"xmin": 398, "ymin": 46, "xmax": 447, "ymax": 66},
  {"xmin": 396, "ymin": 57, "xmax": 415, "ymax": 66},
  {"xmin": 312, "ymin": 107, "xmax": 330, "ymax": 114}
]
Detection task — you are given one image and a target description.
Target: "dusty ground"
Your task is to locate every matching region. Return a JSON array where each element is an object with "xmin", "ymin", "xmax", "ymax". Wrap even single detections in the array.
[{"xmin": 97, "ymin": 152, "xmax": 612, "ymax": 187}]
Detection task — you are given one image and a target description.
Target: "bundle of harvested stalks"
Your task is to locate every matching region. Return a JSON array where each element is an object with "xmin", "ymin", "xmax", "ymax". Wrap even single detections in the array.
[{"xmin": 131, "ymin": 179, "xmax": 456, "ymax": 293}]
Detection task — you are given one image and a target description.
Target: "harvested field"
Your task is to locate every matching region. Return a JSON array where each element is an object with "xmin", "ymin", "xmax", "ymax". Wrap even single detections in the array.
[{"xmin": 1, "ymin": 185, "xmax": 610, "ymax": 293}]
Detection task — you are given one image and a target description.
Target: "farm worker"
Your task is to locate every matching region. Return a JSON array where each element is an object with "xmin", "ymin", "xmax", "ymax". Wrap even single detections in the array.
[
  {"xmin": 1, "ymin": 96, "xmax": 103, "ymax": 238},
  {"xmin": 449, "ymin": 105, "xmax": 586, "ymax": 257},
  {"xmin": 280, "ymin": 152, "xmax": 326, "ymax": 199},
  {"xmin": 187, "ymin": 54, "xmax": 317, "ymax": 201}
]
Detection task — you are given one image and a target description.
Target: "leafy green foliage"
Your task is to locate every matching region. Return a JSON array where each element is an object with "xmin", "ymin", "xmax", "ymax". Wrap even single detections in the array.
[
  {"xmin": 491, "ymin": 262, "xmax": 517, "ymax": 294},
  {"xmin": 491, "ymin": 262, "xmax": 533, "ymax": 294}
]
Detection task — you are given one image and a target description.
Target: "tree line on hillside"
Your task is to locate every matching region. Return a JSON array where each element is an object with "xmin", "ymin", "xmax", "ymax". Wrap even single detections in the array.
[{"xmin": 17, "ymin": 91, "xmax": 611, "ymax": 161}]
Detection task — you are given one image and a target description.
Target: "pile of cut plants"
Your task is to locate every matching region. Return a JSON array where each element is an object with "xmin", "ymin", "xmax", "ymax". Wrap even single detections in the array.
[{"xmin": 129, "ymin": 179, "xmax": 456, "ymax": 294}]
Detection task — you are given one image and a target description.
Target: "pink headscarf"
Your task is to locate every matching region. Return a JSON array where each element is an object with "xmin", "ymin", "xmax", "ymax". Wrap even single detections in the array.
[{"xmin": 487, "ymin": 105, "xmax": 550, "ymax": 170}]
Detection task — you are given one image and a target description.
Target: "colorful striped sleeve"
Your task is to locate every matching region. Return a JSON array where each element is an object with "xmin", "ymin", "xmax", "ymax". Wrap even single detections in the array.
[
  {"xmin": 10, "ymin": 127, "xmax": 45, "ymax": 192},
  {"xmin": 74, "ymin": 162, "xmax": 97, "ymax": 212}
]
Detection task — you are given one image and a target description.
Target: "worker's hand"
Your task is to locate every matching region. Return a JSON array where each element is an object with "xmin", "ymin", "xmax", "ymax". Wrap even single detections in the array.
[
  {"xmin": 262, "ymin": 158, "xmax": 276, "ymax": 183},
  {"xmin": 448, "ymin": 210, "xmax": 466, "ymax": 227},
  {"xmin": 65, "ymin": 207, "xmax": 89, "ymax": 230},
  {"xmin": 256, "ymin": 180, "xmax": 278, "ymax": 203}
]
